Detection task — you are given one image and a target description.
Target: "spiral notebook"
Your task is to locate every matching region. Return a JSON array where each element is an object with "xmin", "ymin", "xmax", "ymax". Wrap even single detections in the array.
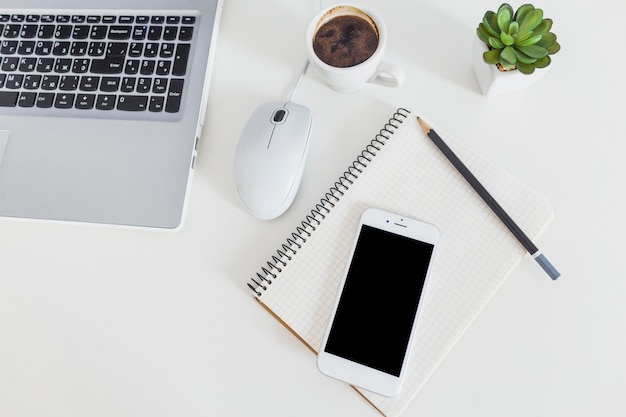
[{"xmin": 247, "ymin": 108, "xmax": 554, "ymax": 417}]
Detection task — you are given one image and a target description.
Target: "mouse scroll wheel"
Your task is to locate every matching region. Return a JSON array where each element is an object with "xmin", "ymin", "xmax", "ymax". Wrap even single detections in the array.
[{"xmin": 272, "ymin": 109, "xmax": 287, "ymax": 124}]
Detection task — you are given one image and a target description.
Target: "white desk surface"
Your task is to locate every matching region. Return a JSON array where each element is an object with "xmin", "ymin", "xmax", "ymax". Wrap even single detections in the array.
[{"xmin": 2, "ymin": 0, "xmax": 625, "ymax": 416}]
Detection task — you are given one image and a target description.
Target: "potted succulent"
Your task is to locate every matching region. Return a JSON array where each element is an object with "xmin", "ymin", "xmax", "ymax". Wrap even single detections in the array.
[{"xmin": 473, "ymin": 3, "xmax": 561, "ymax": 97}]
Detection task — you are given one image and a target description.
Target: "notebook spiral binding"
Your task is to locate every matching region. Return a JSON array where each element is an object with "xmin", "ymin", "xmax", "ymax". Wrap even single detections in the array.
[{"xmin": 247, "ymin": 108, "xmax": 410, "ymax": 297}]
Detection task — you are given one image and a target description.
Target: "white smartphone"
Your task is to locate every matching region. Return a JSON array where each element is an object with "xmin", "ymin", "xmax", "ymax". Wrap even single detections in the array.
[{"xmin": 317, "ymin": 208, "xmax": 439, "ymax": 397}]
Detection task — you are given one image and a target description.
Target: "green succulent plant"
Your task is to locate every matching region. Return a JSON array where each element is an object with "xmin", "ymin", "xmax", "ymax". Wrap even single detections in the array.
[{"xmin": 476, "ymin": 3, "xmax": 560, "ymax": 74}]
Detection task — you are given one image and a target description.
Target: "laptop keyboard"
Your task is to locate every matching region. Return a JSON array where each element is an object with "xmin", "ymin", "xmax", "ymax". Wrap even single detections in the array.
[{"xmin": 0, "ymin": 11, "xmax": 197, "ymax": 118}]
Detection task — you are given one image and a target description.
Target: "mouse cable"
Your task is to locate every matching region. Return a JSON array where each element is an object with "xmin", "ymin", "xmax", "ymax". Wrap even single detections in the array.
[
  {"xmin": 287, "ymin": 59, "xmax": 310, "ymax": 103},
  {"xmin": 287, "ymin": 0, "xmax": 324, "ymax": 103}
]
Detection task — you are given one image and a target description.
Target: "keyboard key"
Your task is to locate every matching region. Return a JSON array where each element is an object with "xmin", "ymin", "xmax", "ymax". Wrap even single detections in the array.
[
  {"xmin": 18, "ymin": 40, "xmax": 35, "ymax": 55},
  {"xmin": 70, "ymin": 41, "xmax": 88, "ymax": 56},
  {"xmin": 52, "ymin": 41, "xmax": 70, "ymax": 56},
  {"xmin": 100, "ymin": 76, "xmax": 120, "ymax": 92},
  {"xmin": 147, "ymin": 26, "xmax": 162, "ymax": 40},
  {"xmin": 5, "ymin": 74, "xmax": 23, "ymax": 88},
  {"xmin": 38, "ymin": 24, "xmax": 55, "ymax": 38},
  {"xmin": 136, "ymin": 77, "xmax": 152, "ymax": 93},
  {"xmin": 143, "ymin": 43, "xmax": 159, "ymax": 57},
  {"xmin": 72, "ymin": 25, "xmax": 90, "ymax": 39},
  {"xmin": 19, "ymin": 57, "xmax": 37, "ymax": 72},
  {"xmin": 54, "ymin": 93, "xmax": 75, "ymax": 108},
  {"xmin": 36, "ymin": 58, "xmax": 54, "ymax": 72},
  {"xmin": 75, "ymin": 94, "xmax": 95, "ymax": 109},
  {"xmin": 124, "ymin": 59, "xmax": 140, "ymax": 74},
  {"xmin": 2, "ymin": 57, "xmax": 19, "ymax": 71},
  {"xmin": 132, "ymin": 26, "xmax": 147, "ymax": 40},
  {"xmin": 72, "ymin": 58, "xmax": 90, "ymax": 73},
  {"xmin": 108, "ymin": 26, "xmax": 132, "ymax": 40},
  {"xmin": 3, "ymin": 24, "xmax": 21, "ymax": 38},
  {"xmin": 55, "ymin": 25, "xmax": 72, "ymax": 39},
  {"xmin": 88, "ymin": 41, "xmax": 106, "ymax": 56},
  {"xmin": 59, "ymin": 75, "xmax": 79, "ymax": 91},
  {"xmin": 153, "ymin": 78, "xmax": 167, "ymax": 94},
  {"xmin": 35, "ymin": 41, "xmax": 53, "ymax": 55},
  {"xmin": 41, "ymin": 75, "xmax": 59, "ymax": 90},
  {"xmin": 20, "ymin": 24, "xmax": 38, "ymax": 38},
  {"xmin": 0, "ymin": 91, "xmax": 19, "ymax": 107},
  {"xmin": 90, "ymin": 25, "xmax": 108, "ymax": 39},
  {"xmin": 117, "ymin": 95, "xmax": 147, "ymax": 111},
  {"xmin": 54, "ymin": 58, "xmax": 72, "ymax": 73},
  {"xmin": 79, "ymin": 75, "xmax": 100, "ymax": 91},
  {"xmin": 18, "ymin": 92, "xmax": 37, "ymax": 107},
  {"xmin": 96, "ymin": 94, "xmax": 115, "ymax": 110},
  {"xmin": 107, "ymin": 42, "xmax": 128, "ymax": 57},
  {"xmin": 36, "ymin": 92, "xmax": 54, "ymax": 108},
  {"xmin": 140, "ymin": 60, "xmax": 155, "ymax": 75},
  {"xmin": 179, "ymin": 26, "xmax": 194, "ymax": 41},
  {"xmin": 23, "ymin": 74, "xmax": 41, "ymax": 89},
  {"xmin": 90, "ymin": 57, "xmax": 124, "ymax": 74},
  {"xmin": 163, "ymin": 26, "xmax": 178, "ymax": 41},
  {"xmin": 129, "ymin": 42, "xmax": 143, "ymax": 57},
  {"xmin": 172, "ymin": 44, "xmax": 190, "ymax": 76},
  {"xmin": 165, "ymin": 79, "xmax": 183, "ymax": 113},
  {"xmin": 121, "ymin": 77, "xmax": 136, "ymax": 92},
  {"xmin": 149, "ymin": 96, "xmax": 164, "ymax": 112}
]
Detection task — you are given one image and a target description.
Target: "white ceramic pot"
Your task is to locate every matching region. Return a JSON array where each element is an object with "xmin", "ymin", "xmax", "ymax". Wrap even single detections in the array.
[{"xmin": 472, "ymin": 36, "xmax": 550, "ymax": 97}]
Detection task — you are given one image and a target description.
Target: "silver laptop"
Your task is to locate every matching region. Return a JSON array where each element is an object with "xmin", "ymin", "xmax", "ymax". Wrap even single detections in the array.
[{"xmin": 0, "ymin": 0, "xmax": 223, "ymax": 228}]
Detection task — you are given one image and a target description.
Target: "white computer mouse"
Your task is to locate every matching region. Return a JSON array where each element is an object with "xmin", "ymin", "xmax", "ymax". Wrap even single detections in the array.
[{"xmin": 235, "ymin": 101, "xmax": 313, "ymax": 220}]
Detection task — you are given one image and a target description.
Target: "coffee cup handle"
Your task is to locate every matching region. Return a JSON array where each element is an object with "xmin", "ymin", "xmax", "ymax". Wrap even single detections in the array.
[{"xmin": 368, "ymin": 62, "xmax": 406, "ymax": 88}]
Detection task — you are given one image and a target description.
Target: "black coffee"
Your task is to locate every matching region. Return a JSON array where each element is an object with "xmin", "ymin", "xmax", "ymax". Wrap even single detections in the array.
[{"xmin": 313, "ymin": 15, "xmax": 379, "ymax": 68}]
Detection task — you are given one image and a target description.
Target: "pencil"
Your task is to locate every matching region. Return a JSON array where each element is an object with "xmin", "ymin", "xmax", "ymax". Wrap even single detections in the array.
[{"xmin": 417, "ymin": 117, "xmax": 560, "ymax": 280}]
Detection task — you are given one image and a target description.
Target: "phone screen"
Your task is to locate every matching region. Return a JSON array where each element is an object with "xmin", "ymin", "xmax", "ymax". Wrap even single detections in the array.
[{"xmin": 323, "ymin": 224, "xmax": 435, "ymax": 377}]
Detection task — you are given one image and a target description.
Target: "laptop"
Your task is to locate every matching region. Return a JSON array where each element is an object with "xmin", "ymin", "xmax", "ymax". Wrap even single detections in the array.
[{"xmin": 0, "ymin": 0, "xmax": 223, "ymax": 229}]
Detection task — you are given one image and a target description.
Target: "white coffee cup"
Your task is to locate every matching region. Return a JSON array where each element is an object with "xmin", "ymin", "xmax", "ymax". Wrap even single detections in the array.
[{"xmin": 306, "ymin": 4, "xmax": 405, "ymax": 93}]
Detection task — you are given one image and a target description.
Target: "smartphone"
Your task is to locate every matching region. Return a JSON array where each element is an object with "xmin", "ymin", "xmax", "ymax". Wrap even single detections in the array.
[{"xmin": 317, "ymin": 208, "xmax": 439, "ymax": 397}]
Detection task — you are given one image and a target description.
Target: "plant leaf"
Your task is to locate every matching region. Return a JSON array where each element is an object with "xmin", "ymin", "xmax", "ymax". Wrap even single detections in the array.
[
  {"xmin": 497, "ymin": 3, "xmax": 514, "ymax": 32},
  {"xmin": 535, "ymin": 32, "xmax": 560, "ymax": 53},
  {"xmin": 482, "ymin": 12, "xmax": 500, "ymax": 36},
  {"xmin": 483, "ymin": 49, "xmax": 501, "ymax": 64},
  {"xmin": 514, "ymin": 48, "xmax": 537, "ymax": 64},
  {"xmin": 532, "ymin": 18, "xmax": 553, "ymax": 35},
  {"xmin": 501, "ymin": 45, "xmax": 517, "ymax": 65},
  {"xmin": 514, "ymin": 30, "xmax": 535, "ymax": 43},
  {"xmin": 489, "ymin": 36, "xmax": 505, "ymax": 49},
  {"xmin": 516, "ymin": 61, "xmax": 535, "ymax": 74},
  {"xmin": 514, "ymin": 4, "xmax": 535, "ymax": 22},
  {"xmin": 518, "ymin": 9, "xmax": 544, "ymax": 34},
  {"xmin": 509, "ymin": 21, "xmax": 519, "ymax": 36},
  {"xmin": 547, "ymin": 41, "xmax": 561, "ymax": 55},
  {"xmin": 477, "ymin": 26, "xmax": 491, "ymax": 44},
  {"xmin": 501, "ymin": 31, "xmax": 515, "ymax": 46},
  {"xmin": 534, "ymin": 56, "xmax": 551, "ymax": 68},
  {"xmin": 516, "ymin": 34, "xmax": 542, "ymax": 47},
  {"xmin": 517, "ymin": 44, "xmax": 548, "ymax": 58}
]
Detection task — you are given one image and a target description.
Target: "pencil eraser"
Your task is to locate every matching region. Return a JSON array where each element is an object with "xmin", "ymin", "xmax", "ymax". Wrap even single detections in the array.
[{"xmin": 535, "ymin": 254, "xmax": 560, "ymax": 280}]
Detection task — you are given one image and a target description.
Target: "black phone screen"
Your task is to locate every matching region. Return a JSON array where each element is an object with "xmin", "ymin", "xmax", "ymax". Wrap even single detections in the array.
[{"xmin": 323, "ymin": 224, "xmax": 435, "ymax": 377}]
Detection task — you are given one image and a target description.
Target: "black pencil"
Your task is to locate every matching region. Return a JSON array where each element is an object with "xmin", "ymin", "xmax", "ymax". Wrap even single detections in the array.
[{"xmin": 417, "ymin": 117, "xmax": 560, "ymax": 280}]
